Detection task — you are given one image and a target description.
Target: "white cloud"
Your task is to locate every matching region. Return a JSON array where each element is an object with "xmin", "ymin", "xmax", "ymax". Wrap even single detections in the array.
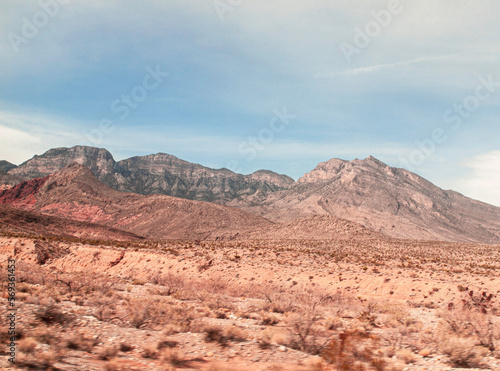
[
  {"xmin": 455, "ymin": 151, "xmax": 500, "ymax": 206},
  {"xmin": 0, "ymin": 109, "xmax": 84, "ymax": 164}
]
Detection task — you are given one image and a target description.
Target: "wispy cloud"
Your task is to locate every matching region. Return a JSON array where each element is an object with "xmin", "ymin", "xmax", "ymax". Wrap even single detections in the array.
[{"xmin": 316, "ymin": 53, "xmax": 472, "ymax": 79}]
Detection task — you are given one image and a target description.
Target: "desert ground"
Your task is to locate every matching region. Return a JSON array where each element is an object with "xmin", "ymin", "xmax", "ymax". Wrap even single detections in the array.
[{"xmin": 1, "ymin": 233, "xmax": 499, "ymax": 370}]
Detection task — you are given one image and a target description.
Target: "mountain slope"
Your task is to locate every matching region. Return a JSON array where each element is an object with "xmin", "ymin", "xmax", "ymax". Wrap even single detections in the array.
[
  {"xmin": 5, "ymin": 146, "xmax": 294, "ymax": 202},
  {"xmin": 231, "ymin": 156, "xmax": 500, "ymax": 244},
  {"xmin": 0, "ymin": 160, "xmax": 17, "ymax": 174},
  {"xmin": 0, "ymin": 163, "xmax": 274, "ymax": 240},
  {"xmin": 0, "ymin": 160, "xmax": 23, "ymax": 186},
  {"xmin": 0, "ymin": 204, "xmax": 144, "ymax": 241}
]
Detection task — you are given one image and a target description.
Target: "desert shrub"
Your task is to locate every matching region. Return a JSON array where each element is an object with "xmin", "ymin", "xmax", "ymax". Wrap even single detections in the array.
[
  {"xmin": 54, "ymin": 272, "xmax": 90, "ymax": 294},
  {"xmin": 35, "ymin": 301, "xmax": 72, "ymax": 325},
  {"xmin": 160, "ymin": 349, "xmax": 189, "ymax": 367},
  {"xmin": 18, "ymin": 337, "xmax": 38, "ymax": 354},
  {"xmin": 285, "ymin": 312, "xmax": 329, "ymax": 354},
  {"xmin": 16, "ymin": 349, "xmax": 62, "ymax": 370},
  {"xmin": 104, "ymin": 358, "xmax": 130, "ymax": 371},
  {"xmin": 258, "ymin": 327, "xmax": 289, "ymax": 349},
  {"xmin": 98, "ymin": 345, "xmax": 118, "ymax": 360},
  {"xmin": 92, "ymin": 297, "xmax": 118, "ymax": 322},
  {"xmin": 440, "ymin": 337, "xmax": 488, "ymax": 368},
  {"xmin": 142, "ymin": 344, "xmax": 159, "ymax": 359},
  {"xmin": 461, "ymin": 290, "xmax": 496, "ymax": 314},
  {"xmin": 321, "ymin": 329, "xmax": 386, "ymax": 371},
  {"xmin": 204, "ymin": 326, "xmax": 228, "ymax": 346},
  {"xmin": 119, "ymin": 342, "xmax": 134, "ymax": 352},
  {"xmin": 438, "ymin": 309, "xmax": 499, "ymax": 351},
  {"xmin": 64, "ymin": 332, "xmax": 97, "ymax": 352},
  {"xmin": 395, "ymin": 348, "xmax": 417, "ymax": 364},
  {"xmin": 157, "ymin": 340, "xmax": 179, "ymax": 350},
  {"xmin": 223, "ymin": 325, "xmax": 248, "ymax": 342},
  {"xmin": 261, "ymin": 313, "xmax": 280, "ymax": 326},
  {"xmin": 202, "ymin": 324, "xmax": 247, "ymax": 347},
  {"xmin": 155, "ymin": 272, "xmax": 185, "ymax": 296}
]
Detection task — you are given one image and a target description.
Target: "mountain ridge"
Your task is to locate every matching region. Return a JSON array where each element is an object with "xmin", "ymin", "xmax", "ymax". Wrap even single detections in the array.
[
  {"xmin": 5, "ymin": 146, "xmax": 294, "ymax": 202},
  {"xmin": 2, "ymin": 146, "xmax": 500, "ymax": 244}
]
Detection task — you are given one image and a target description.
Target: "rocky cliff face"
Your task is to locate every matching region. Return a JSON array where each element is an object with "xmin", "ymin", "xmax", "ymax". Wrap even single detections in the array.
[
  {"xmin": 8, "ymin": 146, "xmax": 118, "ymax": 180},
  {"xmin": 4, "ymin": 146, "xmax": 294, "ymax": 203},
  {"xmin": 115, "ymin": 153, "xmax": 294, "ymax": 202}
]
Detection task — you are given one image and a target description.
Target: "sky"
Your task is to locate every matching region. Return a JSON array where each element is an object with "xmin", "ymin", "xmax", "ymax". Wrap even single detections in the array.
[{"xmin": 0, "ymin": 0, "xmax": 499, "ymax": 206}]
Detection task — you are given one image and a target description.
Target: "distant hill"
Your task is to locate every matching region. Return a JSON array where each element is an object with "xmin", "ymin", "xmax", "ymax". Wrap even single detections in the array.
[
  {"xmin": 0, "ymin": 204, "xmax": 144, "ymax": 242},
  {"xmin": 0, "ymin": 163, "xmax": 273, "ymax": 240}
]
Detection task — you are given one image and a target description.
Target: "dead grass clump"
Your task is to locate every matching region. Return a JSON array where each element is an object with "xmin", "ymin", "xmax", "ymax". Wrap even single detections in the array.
[{"xmin": 395, "ymin": 348, "xmax": 417, "ymax": 364}]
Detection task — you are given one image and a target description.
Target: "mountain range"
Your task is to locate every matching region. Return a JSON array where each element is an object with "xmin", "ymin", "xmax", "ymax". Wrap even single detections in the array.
[
  {"xmin": 1, "ymin": 146, "xmax": 500, "ymax": 244},
  {"xmin": 4, "ymin": 146, "xmax": 293, "ymax": 202}
]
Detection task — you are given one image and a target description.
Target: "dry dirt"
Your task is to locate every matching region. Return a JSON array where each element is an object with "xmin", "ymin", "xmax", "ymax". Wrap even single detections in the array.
[{"xmin": 1, "ymin": 235, "xmax": 499, "ymax": 370}]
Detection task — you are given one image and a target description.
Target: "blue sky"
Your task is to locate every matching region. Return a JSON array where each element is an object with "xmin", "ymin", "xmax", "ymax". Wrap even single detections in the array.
[{"xmin": 0, "ymin": 0, "xmax": 499, "ymax": 206}]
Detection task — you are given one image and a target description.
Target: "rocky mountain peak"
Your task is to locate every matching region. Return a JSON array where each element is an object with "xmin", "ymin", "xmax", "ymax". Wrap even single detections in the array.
[
  {"xmin": 298, "ymin": 156, "xmax": 396, "ymax": 184},
  {"xmin": 249, "ymin": 170, "xmax": 295, "ymax": 188},
  {"xmin": 0, "ymin": 160, "xmax": 17, "ymax": 174},
  {"xmin": 297, "ymin": 158, "xmax": 349, "ymax": 183},
  {"xmin": 8, "ymin": 145, "xmax": 117, "ymax": 180}
]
